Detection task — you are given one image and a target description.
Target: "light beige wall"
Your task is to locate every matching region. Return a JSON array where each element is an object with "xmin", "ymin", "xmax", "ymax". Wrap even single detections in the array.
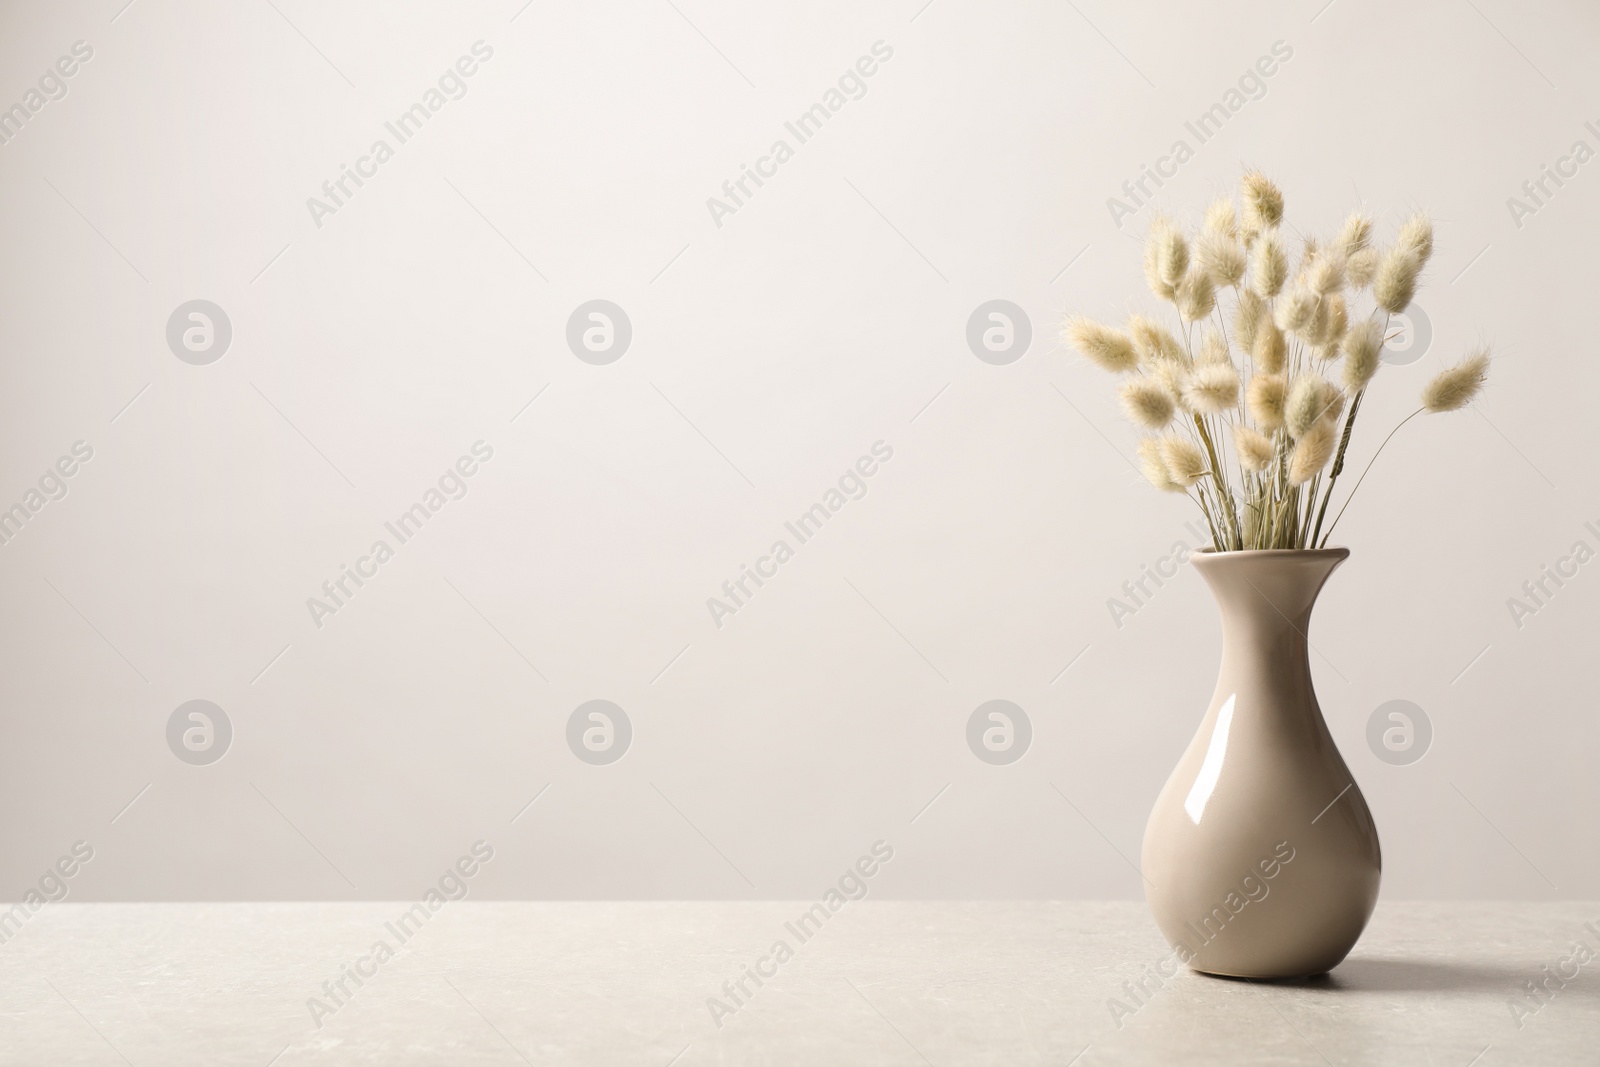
[{"xmin": 0, "ymin": 0, "xmax": 1590, "ymax": 900}]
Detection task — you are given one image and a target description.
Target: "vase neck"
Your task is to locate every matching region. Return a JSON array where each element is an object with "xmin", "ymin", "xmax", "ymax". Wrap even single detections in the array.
[{"xmin": 1190, "ymin": 549, "xmax": 1347, "ymax": 669}]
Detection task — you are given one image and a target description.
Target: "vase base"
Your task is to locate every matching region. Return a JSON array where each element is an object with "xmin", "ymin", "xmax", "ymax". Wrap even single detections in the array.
[{"xmin": 1190, "ymin": 966, "xmax": 1334, "ymax": 982}]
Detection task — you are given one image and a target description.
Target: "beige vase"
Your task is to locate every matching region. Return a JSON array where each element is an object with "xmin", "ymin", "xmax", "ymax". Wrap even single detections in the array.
[{"xmin": 1141, "ymin": 547, "xmax": 1380, "ymax": 979}]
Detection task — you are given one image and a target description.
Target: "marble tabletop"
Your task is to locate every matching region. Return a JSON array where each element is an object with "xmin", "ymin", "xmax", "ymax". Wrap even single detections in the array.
[{"xmin": 1, "ymin": 901, "xmax": 1596, "ymax": 1065}]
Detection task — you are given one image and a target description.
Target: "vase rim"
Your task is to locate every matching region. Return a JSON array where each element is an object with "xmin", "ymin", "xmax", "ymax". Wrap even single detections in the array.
[{"xmin": 1193, "ymin": 546, "xmax": 1351, "ymax": 560}]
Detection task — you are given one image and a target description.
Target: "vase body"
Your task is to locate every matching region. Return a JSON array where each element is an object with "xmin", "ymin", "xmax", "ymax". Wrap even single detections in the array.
[{"xmin": 1141, "ymin": 548, "xmax": 1380, "ymax": 979}]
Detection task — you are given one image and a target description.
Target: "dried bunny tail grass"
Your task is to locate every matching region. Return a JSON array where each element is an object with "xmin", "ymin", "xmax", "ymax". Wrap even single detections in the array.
[
  {"xmin": 1198, "ymin": 329, "xmax": 1230, "ymax": 365},
  {"xmin": 1158, "ymin": 228, "xmax": 1190, "ymax": 288},
  {"xmin": 1275, "ymin": 287, "xmax": 1317, "ymax": 332},
  {"xmin": 1184, "ymin": 362, "xmax": 1241, "ymax": 414},
  {"xmin": 1198, "ymin": 231, "xmax": 1246, "ymax": 287},
  {"xmin": 1336, "ymin": 212, "xmax": 1373, "ymax": 257},
  {"xmin": 1373, "ymin": 248, "xmax": 1422, "ymax": 314},
  {"xmin": 1119, "ymin": 375, "xmax": 1178, "ymax": 430},
  {"xmin": 1143, "ymin": 243, "xmax": 1175, "ymax": 300},
  {"xmin": 1127, "ymin": 314, "xmax": 1186, "ymax": 364},
  {"xmin": 1145, "ymin": 217, "xmax": 1189, "ymax": 295},
  {"xmin": 1341, "ymin": 319, "xmax": 1384, "ymax": 390},
  {"xmin": 1314, "ymin": 295, "xmax": 1348, "ymax": 348},
  {"xmin": 1233, "ymin": 425, "xmax": 1276, "ymax": 472},
  {"xmin": 1318, "ymin": 379, "xmax": 1347, "ymax": 425},
  {"xmin": 1241, "ymin": 171, "xmax": 1284, "ymax": 233},
  {"xmin": 1286, "ymin": 374, "xmax": 1344, "ymax": 437},
  {"xmin": 1252, "ymin": 321, "xmax": 1287, "ymax": 373},
  {"xmin": 1307, "ymin": 253, "xmax": 1346, "ymax": 296},
  {"xmin": 1249, "ymin": 228, "xmax": 1289, "ymax": 299},
  {"xmin": 1296, "ymin": 236, "xmax": 1321, "ymax": 283},
  {"xmin": 1149, "ymin": 361, "xmax": 1192, "ymax": 409},
  {"xmin": 1328, "ymin": 297, "xmax": 1351, "ymax": 345},
  {"xmin": 1288, "ymin": 418, "xmax": 1337, "ymax": 485},
  {"xmin": 1176, "ymin": 268, "xmax": 1216, "ymax": 322},
  {"xmin": 1247, "ymin": 373, "xmax": 1288, "ymax": 429},
  {"xmin": 1145, "ymin": 217, "xmax": 1184, "ymax": 299},
  {"xmin": 1396, "ymin": 213, "xmax": 1435, "ymax": 267},
  {"xmin": 1284, "ymin": 374, "xmax": 1323, "ymax": 437},
  {"xmin": 1346, "ymin": 246, "xmax": 1379, "ymax": 289},
  {"xmin": 1204, "ymin": 197, "xmax": 1238, "ymax": 238},
  {"xmin": 1159, "ymin": 434, "xmax": 1209, "ymax": 486},
  {"xmin": 1422, "ymin": 347, "xmax": 1490, "ymax": 412},
  {"xmin": 1064, "ymin": 317, "xmax": 1139, "ymax": 372},
  {"xmin": 1138, "ymin": 438, "xmax": 1185, "ymax": 492},
  {"xmin": 1126, "ymin": 314, "xmax": 1161, "ymax": 360},
  {"xmin": 1303, "ymin": 299, "xmax": 1330, "ymax": 345},
  {"xmin": 1234, "ymin": 290, "xmax": 1268, "ymax": 353}
]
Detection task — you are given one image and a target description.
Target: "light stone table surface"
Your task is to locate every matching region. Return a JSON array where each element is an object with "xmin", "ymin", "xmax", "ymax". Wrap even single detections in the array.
[{"xmin": 0, "ymin": 901, "xmax": 1596, "ymax": 1065}]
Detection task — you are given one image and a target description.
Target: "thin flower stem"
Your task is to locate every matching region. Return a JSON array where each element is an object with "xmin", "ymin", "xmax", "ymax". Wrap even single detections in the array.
[
  {"xmin": 1310, "ymin": 312, "xmax": 1386, "ymax": 546},
  {"xmin": 1300, "ymin": 471, "xmax": 1323, "ymax": 548},
  {"xmin": 1213, "ymin": 301, "xmax": 1234, "ymax": 360},
  {"xmin": 1318, "ymin": 407, "xmax": 1424, "ymax": 547},
  {"xmin": 1193, "ymin": 414, "xmax": 1240, "ymax": 549},
  {"xmin": 1185, "ymin": 487, "xmax": 1220, "ymax": 547},
  {"xmin": 1311, "ymin": 388, "xmax": 1363, "ymax": 546},
  {"xmin": 1181, "ymin": 317, "xmax": 1242, "ymax": 550},
  {"xmin": 1194, "ymin": 483, "xmax": 1222, "ymax": 548}
]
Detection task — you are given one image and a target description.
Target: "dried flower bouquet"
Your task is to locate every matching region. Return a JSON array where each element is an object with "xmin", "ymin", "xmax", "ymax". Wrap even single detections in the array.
[{"xmin": 1065, "ymin": 172, "xmax": 1489, "ymax": 550}]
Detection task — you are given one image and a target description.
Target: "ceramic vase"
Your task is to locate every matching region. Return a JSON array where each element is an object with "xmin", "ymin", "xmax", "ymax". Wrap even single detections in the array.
[{"xmin": 1141, "ymin": 547, "xmax": 1381, "ymax": 978}]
